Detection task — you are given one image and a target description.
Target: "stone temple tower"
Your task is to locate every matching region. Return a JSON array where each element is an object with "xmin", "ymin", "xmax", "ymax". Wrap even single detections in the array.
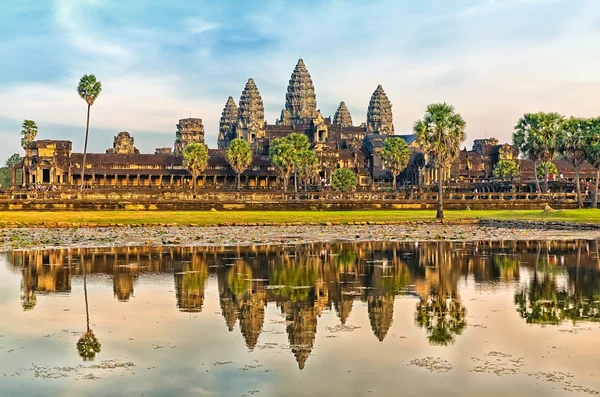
[
  {"xmin": 366, "ymin": 85, "xmax": 394, "ymax": 135},
  {"xmin": 174, "ymin": 118, "xmax": 205, "ymax": 156},
  {"xmin": 217, "ymin": 96, "xmax": 238, "ymax": 149},
  {"xmin": 333, "ymin": 101, "xmax": 353, "ymax": 127},
  {"xmin": 236, "ymin": 78, "xmax": 265, "ymax": 144},
  {"xmin": 278, "ymin": 59, "xmax": 317, "ymax": 126}
]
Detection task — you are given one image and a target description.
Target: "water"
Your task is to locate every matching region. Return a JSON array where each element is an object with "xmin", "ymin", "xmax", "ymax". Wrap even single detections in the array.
[{"xmin": 0, "ymin": 241, "xmax": 599, "ymax": 396}]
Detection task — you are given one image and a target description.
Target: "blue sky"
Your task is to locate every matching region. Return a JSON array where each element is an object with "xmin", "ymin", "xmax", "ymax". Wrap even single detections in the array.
[{"xmin": 1, "ymin": 0, "xmax": 600, "ymax": 161}]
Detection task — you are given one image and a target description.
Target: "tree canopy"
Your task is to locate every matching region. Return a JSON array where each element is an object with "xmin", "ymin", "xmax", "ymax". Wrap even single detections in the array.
[
  {"xmin": 183, "ymin": 143, "xmax": 209, "ymax": 195},
  {"xmin": 269, "ymin": 137, "xmax": 297, "ymax": 192},
  {"xmin": 226, "ymin": 138, "xmax": 253, "ymax": 190},
  {"xmin": 77, "ymin": 75, "xmax": 102, "ymax": 106},
  {"xmin": 331, "ymin": 168, "xmax": 356, "ymax": 192},
  {"xmin": 380, "ymin": 137, "xmax": 410, "ymax": 190},
  {"xmin": 493, "ymin": 159, "xmax": 519, "ymax": 179},
  {"xmin": 20, "ymin": 120, "xmax": 38, "ymax": 149}
]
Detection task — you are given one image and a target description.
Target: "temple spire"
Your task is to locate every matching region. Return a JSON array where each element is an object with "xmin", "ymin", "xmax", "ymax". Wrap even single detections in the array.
[
  {"xmin": 217, "ymin": 96, "xmax": 238, "ymax": 149},
  {"xmin": 366, "ymin": 85, "xmax": 394, "ymax": 135},
  {"xmin": 279, "ymin": 59, "xmax": 317, "ymax": 125},
  {"xmin": 237, "ymin": 78, "xmax": 265, "ymax": 144},
  {"xmin": 333, "ymin": 101, "xmax": 353, "ymax": 127}
]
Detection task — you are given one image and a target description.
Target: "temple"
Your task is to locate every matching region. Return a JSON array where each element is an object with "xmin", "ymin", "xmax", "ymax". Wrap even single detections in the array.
[{"xmin": 11, "ymin": 58, "xmax": 581, "ymax": 191}]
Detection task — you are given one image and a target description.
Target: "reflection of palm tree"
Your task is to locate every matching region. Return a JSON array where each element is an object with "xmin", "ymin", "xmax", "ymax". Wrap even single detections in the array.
[
  {"xmin": 77, "ymin": 261, "xmax": 101, "ymax": 361},
  {"xmin": 415, "ymin": 295, "xmax": 466, "ymax": 346},
  {"xmin": 415, "ymin": 243, "xmax": 467, "ymax": 346}
]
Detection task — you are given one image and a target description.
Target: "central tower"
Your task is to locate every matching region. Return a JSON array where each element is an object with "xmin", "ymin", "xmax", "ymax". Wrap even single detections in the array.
[{"xmin": 278, "ymin": 59, "xmax": 317, "ymax": 126}]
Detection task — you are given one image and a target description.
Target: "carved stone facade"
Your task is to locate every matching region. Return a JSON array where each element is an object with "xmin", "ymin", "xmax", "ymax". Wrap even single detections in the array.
[
  {"xmin": 107, "ymin": 131, "xmax": 139, "ymax": 155},
  {"xmin": 174, "ymin": 118, "xmax": 205, "ymax": 156},
  {"xmin": 278, "ymin": 59, "xmax": 317, "ymax": 125},
  {"xmin": 367, "ymin": 85, "xmax": 394, "ymax": 135},
  {"xmin": 217, "ymin": 96, "xmax": 238, "ymax": 149},
  {"xmin": 333, "ymin": 101, "xmax": 353, "ymax": 128},
  {"xmin": 236, "ymin": 78, "xmax": 265, "ymax": 144}
]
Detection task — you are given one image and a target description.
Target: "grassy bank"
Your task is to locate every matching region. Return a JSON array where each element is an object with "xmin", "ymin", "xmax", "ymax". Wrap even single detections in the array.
[{"xmin": 1, "ymin": 209, "xmax": 600, "ymax": 226}]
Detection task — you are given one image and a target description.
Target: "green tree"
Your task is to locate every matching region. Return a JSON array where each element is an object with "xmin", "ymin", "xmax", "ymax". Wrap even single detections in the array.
[
  {"xmin": 5, "ymin": 153, "xmax": 22, "ymax": 168},
  {"xmin": 584, "ymin": 117, "xmax": 600, "ymax": 208},
  {"xmin": 77, "ymin": 74, "xmax": 102, "ymax": 192},
  {"xmin": 413, "ymin": 103, "xmax": 466, "ymax": 219},
  {"xmin": 331, "ymin": 168, "xmax": 356, "ymax": 192},
  {"xmin": 226, "ymin": 138, "xmax": 253, "ymax": 190},
  {"xmin": 183, "ymin": 143, "xmax": 209, "ymax": 196},
  {"xmin": 536, "ymin": 112, "xmax": 564, "ymax": 192},
  {"xmin": 514, "ymin": 113, "xmax": 542, "ymax": 192},
  {"xmin": 536, "ymin": 161, "xmax": 558, "ymax": 181},
  {"xmin": 20, "ymin": 120, "xmax": 38, "ymax": 149},
  {"xmin": 380, "ymin": 137, "xmax": 410, "ymax": 190},
  {"xmin": 296, "ymin": 149, "xmax": 319, "ymax": 191},
  {"xmin": 286, "ymin": 133, "xmax": 310, "ymax": 193},
  {"xmin": 558, "ymin": 117, "xmax": 589, "ymax": 208},
  {"xmin": 269, "ymin": 138, "xmax": 296, "ymax": 192},
  {"xmin": 493, "ymin": 159, "xmax": 519, "ymax": 179}
]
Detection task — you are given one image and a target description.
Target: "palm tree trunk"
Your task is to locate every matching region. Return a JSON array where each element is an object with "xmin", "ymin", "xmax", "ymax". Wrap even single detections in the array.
[
  {"xmin": 80, "ymin": 104, "xmax": 91, "ymax": 193},
  {"xmin": 294, "ymin": 171, "xmax": 298, "ymax": 193},
  {"xmin": 533, "ymin": 160, "xmax": 540, "ymax": 192},
  {"xmin": 393, "ymin": 172, "xmax": 397, "ymax": 191},
  {"xmin": 437, "ymin": 165, "xmax": 444, "ymax": 219},
  {"xmin": 237, "ymin": 173, "xmax": 241, "ymax": 191},
  {"xmin": 283, "ymin": 173, "xmax": 287, "ymax": 192},
  {"xmin": 544, "ymin": 162, "xmax": 549, "ymax": 193},
  {"xmin": 193, "ymin": 175, "xmax": 197, "ymax": 196},
  {"xmin": 575, "ymin": 165, "xmax": 582, "ymax": 208},
  {"xmin": 594, "ymin": 169, "xmax": 600, "ymax": 209}
]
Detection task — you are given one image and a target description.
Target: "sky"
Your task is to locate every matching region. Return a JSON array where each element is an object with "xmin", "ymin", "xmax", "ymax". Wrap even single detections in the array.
[{"xmin": 1, "ymin": 0, "xmax": 600, "ymax": 162}]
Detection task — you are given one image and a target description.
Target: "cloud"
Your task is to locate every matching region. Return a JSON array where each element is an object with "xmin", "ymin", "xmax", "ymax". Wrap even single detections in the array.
[{"xmin": 183, "ymin": 16, "xmax": 220, "ymax": 34}]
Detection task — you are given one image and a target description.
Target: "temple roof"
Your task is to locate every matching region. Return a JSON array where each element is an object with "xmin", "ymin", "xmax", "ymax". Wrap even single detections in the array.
[
  {"xmin": 367, "ymin": 85, "xmax": 394, "ymax": 135},
  {"xmin": 281, "ymin": 59, "xmax": 318, "ymax": 124},
  {"xmin": 333, "ymin": 101, "xmax": 353, "ymax": 127}
]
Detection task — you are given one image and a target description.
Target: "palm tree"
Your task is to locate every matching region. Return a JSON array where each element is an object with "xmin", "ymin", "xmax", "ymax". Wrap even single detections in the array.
[
  {"xmin": 285, "ymin": 133, "xmax": 310, "ymax": 193},
  {"xmin": 413, "ymin": 103, "xmax": 466, "ymax": 219},
  {"xmin": 269, "ymin": 138, "xmax": 296, "ymax": 192},
  {"xmin": 535, "ymin": 112, "xmax": 564, "ymax": 192},
  {"xmin": 77, "ymin": 75, "xmax": 102, "ymax": 193},
  {"xmin": 296, "ymin": 149, "xmax": 319, "ymax": 191},
  {"xmin": 380, "ymin": 137, "xmax": 410, "ymax": 190},
  {"xmin": 226, "ymin": 138, "xmax": 253, "ymax": 190},
  {"xmin": 20, "ymin": 120, "xmax": 38, "ymax": 149},
  {"xmin": 183, "ymin": 143, "xmax": 209, "ymax": 196},
  {"xmin": 584, "ymin": 117, "xmax": 600, "ymax": 208},
  {"xmin": 514, "ymin": 113, "xmax": 542, "ymax": 192},
  {"xmin": 558, "ymin": 117, "xmax": 587, "ymax": 208}
]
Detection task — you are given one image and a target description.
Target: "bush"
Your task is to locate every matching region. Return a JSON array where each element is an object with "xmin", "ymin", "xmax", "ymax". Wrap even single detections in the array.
[{"xmin": 331, "ymin": 168, "xmax": 357, "ymax": 192}]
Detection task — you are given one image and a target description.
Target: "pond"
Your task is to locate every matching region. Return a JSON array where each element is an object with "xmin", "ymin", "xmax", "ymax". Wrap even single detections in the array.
[{"xmin": 0, "ymin": 241, "xmax": 599, "ymax": 396}]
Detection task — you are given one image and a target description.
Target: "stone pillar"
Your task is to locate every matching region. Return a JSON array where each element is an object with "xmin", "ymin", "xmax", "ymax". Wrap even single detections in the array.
[
  {"xmin": 125, "ymin": 175, "xmax": 130, "ymax": 186},
  {"xmin": 11, "ymin": 168, "xmax": 15, "ymax": 186},
  {"xmin": 170, "ymin": 175, "xmax": 174, "ymax": 186}
]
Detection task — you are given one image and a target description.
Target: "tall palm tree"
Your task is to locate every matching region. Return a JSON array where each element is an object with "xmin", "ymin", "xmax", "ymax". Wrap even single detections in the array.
[
  {"xmin": 413, "ymin": 103, "xmax": 466, "ymax": 219},
  {"xmin": 183, "ymin": 143, "xmax": 209, "ymax": 196},
  {"xmin": 226, "ymin": 138, "xmax": 253, "ymax": 190},
  {"xmin": 535, "ymin": 112, "xmax": 564, "ymax": 192},
  {"xmin": 514, "ymin": 113, "xmax": 542, "ymax": 192},
  {"xmin": 77, "ymin": 75, "xmax": 102, "ymax": 193},
  {"xmin": 558, "ymin": 117, "xmax": 587, "ymax": 208}
]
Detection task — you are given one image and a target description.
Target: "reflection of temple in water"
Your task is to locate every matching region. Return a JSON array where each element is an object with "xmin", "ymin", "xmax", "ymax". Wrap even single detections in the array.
[{"xmin": 8, "ymin": 240, "xmax": 600, "ymax": 369}]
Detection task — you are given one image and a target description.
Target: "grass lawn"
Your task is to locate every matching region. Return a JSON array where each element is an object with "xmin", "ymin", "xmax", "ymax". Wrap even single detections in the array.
[{"xmin": 1, "ymin": 209, "xmax": 600, "ymax": 226}]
